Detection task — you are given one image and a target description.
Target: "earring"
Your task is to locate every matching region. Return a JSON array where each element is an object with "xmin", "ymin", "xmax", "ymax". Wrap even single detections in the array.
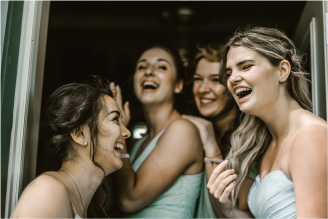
[
  {"xmin": 282, "ymin": 77, "xmax": 285, "ymax": 81},
  {"xmin": 175, "ymin": 88, "xmax": 181, "ymax": 93},
  {"xmin": 84, "ymin": 140, "xmax": 88, "ymax": 145}
]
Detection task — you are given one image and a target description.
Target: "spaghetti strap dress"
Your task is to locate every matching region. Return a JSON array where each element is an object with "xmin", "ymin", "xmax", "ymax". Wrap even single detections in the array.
[{"xmin": 125, "ymin": 129, "xmax": 202, "ymax": 218}]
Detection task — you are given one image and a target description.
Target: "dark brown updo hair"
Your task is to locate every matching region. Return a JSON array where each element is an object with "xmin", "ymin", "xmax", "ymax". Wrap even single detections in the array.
[{"xmin": 43, "ymin": 75, "xmax": 114, "ymax": 162}]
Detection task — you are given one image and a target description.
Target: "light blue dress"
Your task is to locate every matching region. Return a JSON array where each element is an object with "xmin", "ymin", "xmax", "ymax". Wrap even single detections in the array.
[
  {"xmin": 195, "ymin": 161, "xmax": 258, "ymax": 218},
  {"xmin": 125, "ymin": 129, "xmax": 203, "ymax": 218},
  {"xmin": 247, "ymin": 170, "xmax": 296, "ymax": 218},
  {"xmin": 71, "ymin": 203, "xmax": 82, "ymax": 219}
]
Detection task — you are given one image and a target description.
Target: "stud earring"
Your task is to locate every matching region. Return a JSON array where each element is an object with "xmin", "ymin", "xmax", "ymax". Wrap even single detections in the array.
[
  {"xmin": 84, "ymin": 140, "xmax": 88, "ymax": 145},
  {"xmin": 175, "ymin": 88, "xmax": 181, "ymax": 93}
]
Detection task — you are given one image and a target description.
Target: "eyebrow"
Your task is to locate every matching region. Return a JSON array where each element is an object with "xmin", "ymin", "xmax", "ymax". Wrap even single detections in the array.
[
  {"xmin": 137, "ymin": 59, "xmax": 146, "ymax": 64},
  {"xmin": 226, "ymin": 59, "xmax": 254, "ymax": 71},
  {"xmin": 236, "ymin": 59, "xmax": 254, "ymax": 66},
  {"xmin": 194, "ymin": 73, "xmax": 219, "ymax": 76},
  {"xmin": 137, "ymin": 58, "xmax": 170, "ymax": 64},
  {"xmin": 157, "ymin": 58, "xmax": 169, "ymax": 64},
  {"xmin": 108, "ymin": 110, "xmax": 121, "ymax": 117}
]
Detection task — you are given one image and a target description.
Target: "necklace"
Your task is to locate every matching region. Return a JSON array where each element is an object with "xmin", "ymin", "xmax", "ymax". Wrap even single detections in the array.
[{"xmin": 60, "ymin": 169, "xmax": 85, "ymax": 216}]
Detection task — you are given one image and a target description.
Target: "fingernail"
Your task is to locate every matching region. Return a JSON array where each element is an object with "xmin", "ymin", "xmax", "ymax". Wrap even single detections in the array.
[
  {"xmin": 126, "ymin": 101, "xmax": 129, "ymax": 105},
  {"xmin": 110, "ymin": 82, "xmax": 114, "ymax": 86}
]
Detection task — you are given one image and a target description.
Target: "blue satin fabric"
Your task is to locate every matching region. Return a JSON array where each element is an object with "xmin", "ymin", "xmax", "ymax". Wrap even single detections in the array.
[{"xmin": 247, "ymin": 170, "xmax": 296, "ymax": 218}]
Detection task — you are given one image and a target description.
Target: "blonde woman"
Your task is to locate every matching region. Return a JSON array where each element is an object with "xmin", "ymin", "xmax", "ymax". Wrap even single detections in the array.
[{"xmin": 208, "ymin": 26, "xmax": 327, "ymax": 218}]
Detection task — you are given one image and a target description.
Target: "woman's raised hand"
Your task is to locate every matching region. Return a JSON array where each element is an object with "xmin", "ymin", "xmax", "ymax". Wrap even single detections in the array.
[
  {"xmin": 182, "ymin": 115, "xmax": 221, "ymax": 156},
  {"xmin": 207, "ymin": 160, "xmax": 237, "ymax": 203},
  {"xmin": 110, "ymin": 82, "xmax": 131, "ymax": 127}
]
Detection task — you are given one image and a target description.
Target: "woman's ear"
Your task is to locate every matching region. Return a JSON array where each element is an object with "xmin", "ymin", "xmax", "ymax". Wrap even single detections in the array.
[
  {"xmin": 70, "ymin": 125, "xmax": 89, "ymax": 147},
  {"xmin": 278, "ymin": 60, "xmax": 291, "ymax": 82},
  {"xmin": 174, "ymin": 80, "xmax": 183, "ymax": 94}
]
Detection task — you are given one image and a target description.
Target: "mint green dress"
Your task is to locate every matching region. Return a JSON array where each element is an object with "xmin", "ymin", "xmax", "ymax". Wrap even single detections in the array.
[
  {"xmin": 72, "ymin": 204, "xmax": 82, "ymax": 219},
  {"xmin": 125, "ymin": 129, "xmax": 203, "ymax": 218},
  {"xmin": 195, "ymin": 161, "xmax": 257, "ymax": 218},
  {"xmin": 247, "ymin": 170, "xmax": 296, "ymax": 218}
]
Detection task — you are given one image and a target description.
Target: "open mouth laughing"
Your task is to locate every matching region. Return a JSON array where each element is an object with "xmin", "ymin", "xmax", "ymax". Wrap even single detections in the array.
[
  {"xmin": 114, "ymin": 142, "xmax": 124, "ymax": 156},
  {"xmin": 235, "ymin": 87, "xmax": 252, "ymax": 102},
  {"xmin": 142, "ymin": 80, "xmax": 159, "ymax": 91},
  {"xmin": 199, "ymin": 98, "xmax": 215, "ymax": 105}
]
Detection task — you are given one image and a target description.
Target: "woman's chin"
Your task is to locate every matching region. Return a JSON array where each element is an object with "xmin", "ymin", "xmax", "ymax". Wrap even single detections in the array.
[
  {"xmin": 114, "ymin": 159, "xmax": 124, "ymax": 171},
  {"xmin": 106, "ymin": 159, "xmax": 123, "ymax": 175}
]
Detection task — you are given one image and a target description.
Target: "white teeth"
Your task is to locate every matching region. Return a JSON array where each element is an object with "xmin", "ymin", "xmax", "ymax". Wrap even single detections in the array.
[
  {"xmin": 235, "ymin": 87, "xmax": 251, "ymax": 95},
  {"xmin": 200, "ymin": 99, "xmax": 214, "ymax": 104},
  {"xmin": 114, "ymin": 143, "xmax": 123, "ymax": 150},
  {"xmin": 142, "ymin": 81, "xmax": 158, "ymax": 88}
]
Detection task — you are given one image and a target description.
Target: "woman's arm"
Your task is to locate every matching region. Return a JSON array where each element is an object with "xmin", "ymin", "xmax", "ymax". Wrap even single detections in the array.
[
  {"xmin": 290, "ymin": 124, "xmax": 327, "ymax": 218},
  {"xmin": 11, "ymin": 175, "xmax": 72, "ymax": 218},
  {"xmin": 113, "ymin": 119, "xmax": 203, "ymax": 213}
]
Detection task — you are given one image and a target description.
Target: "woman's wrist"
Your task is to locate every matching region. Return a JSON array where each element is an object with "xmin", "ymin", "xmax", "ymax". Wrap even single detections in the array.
[
  {"xmin": 203, "ymin": 141, "xmax": 221, "ymax": 155},
  {"xmin": 204, "ymin": 150, "xmax": 223, "ymax": 158},
  {"xmin": 204, "ymin": 152, "xmax": 224, "ymax": 166}
]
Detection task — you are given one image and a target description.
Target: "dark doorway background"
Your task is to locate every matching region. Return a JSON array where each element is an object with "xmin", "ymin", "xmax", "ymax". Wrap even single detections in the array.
[{"xmin": 36, "ymin": 1, "xmax": 306, "ymax": 175}]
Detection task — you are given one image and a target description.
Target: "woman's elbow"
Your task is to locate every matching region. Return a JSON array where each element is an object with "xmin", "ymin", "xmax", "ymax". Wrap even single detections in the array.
[{"xmin": 118, "ymin": 196, "xmax": 141, "ymax": 213}]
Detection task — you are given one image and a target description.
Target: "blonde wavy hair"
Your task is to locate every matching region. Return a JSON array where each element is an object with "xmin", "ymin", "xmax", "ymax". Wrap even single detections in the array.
[{"xmin": 218, "ymin": 26, "xmax": 312, "ymax": 207}]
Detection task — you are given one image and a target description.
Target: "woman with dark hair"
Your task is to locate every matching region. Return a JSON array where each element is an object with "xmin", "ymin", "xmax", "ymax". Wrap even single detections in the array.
[
  {"xmin": 11, "ymin": 77, "xmax": 131, "ymax": 218},
  {"xmin": 208, "ymin": 26, "xmax": 327, "ymax": 218},
  {"xmin": 184, "ymin": 44, "xmax": 255, "ymax": 218},
  {"xmin": 111, "ymin": 46, "xmax": 203, "ymax": 218}
]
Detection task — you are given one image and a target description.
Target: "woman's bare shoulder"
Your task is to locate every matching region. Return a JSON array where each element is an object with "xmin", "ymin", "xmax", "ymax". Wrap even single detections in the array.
[
  {"xmin": 167, "ymin": 118, "xmax": 199, "ymax": 134},
  {"xmin": 29, "ymin": 172, "xmax": 68, "ymax": 193},
  {"xmin": 290, "ymin": 117, "xmax": 327, "ymax": 169},
  {"xmin": 160, "ymin": 118, "xmax": 202, "ymax": 152},
  {"xmin": 12, "ymin": 172, "xmax": 71, "ymax": 218}
]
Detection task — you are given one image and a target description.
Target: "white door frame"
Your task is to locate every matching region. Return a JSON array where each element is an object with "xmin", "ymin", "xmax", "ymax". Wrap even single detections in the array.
[
  {"xmin": 4, "ymin": 1, "xmax": 49, "ymax": 217},
  {"xmin": 294, "ymin": 1, "xmax": 327, "ymax": 120}
]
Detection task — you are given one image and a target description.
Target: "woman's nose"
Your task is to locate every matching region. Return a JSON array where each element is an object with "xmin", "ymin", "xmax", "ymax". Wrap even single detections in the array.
[
  {"xmin": 121, "ymin": 125, "xmax": 131, "ymax": 139},
  {"xmin": 145, "ymin": 66, "xmax": 153, "ymax": 76},
  {"xmin": 228, "ymin": 71, "xmax": 242, "ymax": 84},
  {"xmin": 198, "ymin": 80, "xmax": 210, "ymax": 93}
]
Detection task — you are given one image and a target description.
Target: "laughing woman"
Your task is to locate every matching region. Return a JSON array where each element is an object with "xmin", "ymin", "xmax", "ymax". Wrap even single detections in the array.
[
  {"xmin": 11, "ymin": 77, "xmax": 130, "ymax": 218},
  {"xmin": 207, "ymin": 26, "xmax": 327, "ymax": 218},
  {"xmin": 112, "ymin": 46, "xmax": 203, "ymax": 218},
  {"xmin": 184, "ymin": 44, "xmax": 255, "ymax": 218}
]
